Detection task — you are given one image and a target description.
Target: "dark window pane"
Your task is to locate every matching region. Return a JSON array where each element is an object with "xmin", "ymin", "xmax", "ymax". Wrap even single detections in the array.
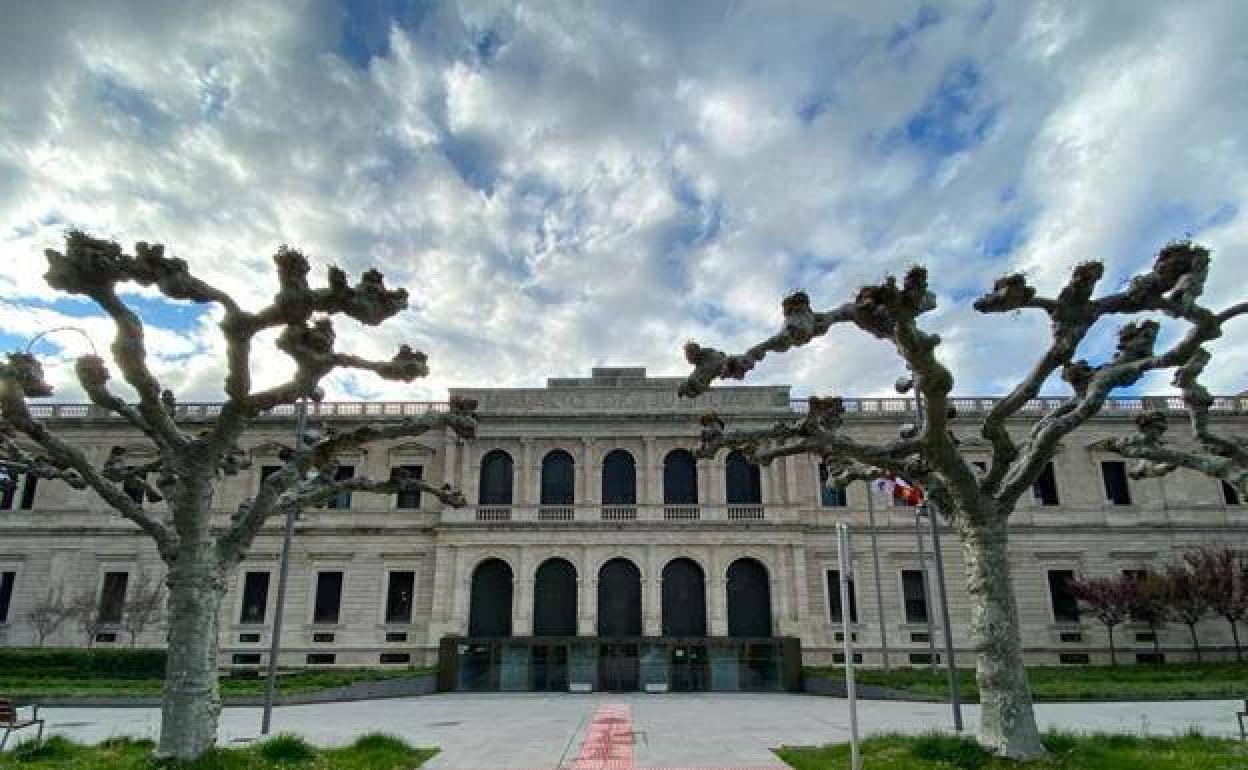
[
  {"xmin": 98, "ymin": 571, "xmax": 129, "ymax": 624},
  {"xmin": 601, "ymin": 450, "xmax": 637, "ymax": 504},
  {"xmin": 240, "ymin": 572, "xmax": 270, "ymax": 624},
  {"xmin": 1033, "ymin": 462, "xmax": 1059, "ymax": 506},
  {"xmin": 395, "ymin": 465, "xmax": 423, "ymax": 509},
  {"xmin": 818, "ymin": 463, "xmax": 847, "ymax": 507},
  {"xmin": 725, "ymin": 450, "xmax": 761, "ymax": 504},
  {"xmin": 828, "ymin": 570, "xmax": 858, "ymax": 624},
  {"xmin": 597, "ymin": 558, "xmax": 642, "ymax": 637},
  {"xmin": 1101, "ymin": 461, "xmax": 1131, "ymax": 505},
  {"xmin": 478, "ymin": 450, "xmax": 514, "ymax": 505},
  {"xmin": 1222, "ymin": 481, "xmax": 1240, "ymax": 505},
  {"xmin": 260, "ymin": 465, "xmax": 282, "ymax": 481},
  {"xmin": 18, "ymin": 473, "xmax": 37, "ymax": 510},
  {"xmin": 663, "ymin": 450, "xmax": 698, "ymax": 504},
  {"xmin": 662, "ymin": 558, "xmax": 706, "ymax": 636},
  {"xmin": 0, "ymin": 467, "xmax": 14, "ymax": 509},
  {"xmin": 469, "ymin": 559, "xmax": 512, "ymax": 636},
  {"xmin": 125, "ymin": 477, "xmax": 146, "ymax": 505},
  {"xmin": 1048, "ymin": 570, "xmax": 1080, "ymax": 623},
  {"xmin": 540, "ymin": 451, "xmax": 575, "ymax": 505},
  {"xmin": 313, "ymin": 571, "xmax": 344, "ymax": 624},
  {"xmin": 0, "ymin": 571, "xmax": 14, "ymax": 623},
  {"xmin": 385, "ymin": 571, "xmax": 415, "ymax": 624},
  {"xmin": 902, "ymin": 570, "xmax": 928, "ymax": 624},
  {"xmin": 327, "ymin": 466, "xmax": 354, "ymax": 509},
  {"xmin": 726, "ymin": 558, "xmax": 771, "ymax": 637},
  {"xmin": 533, "ymin": 558, "xmax": 577, "ymax": 636}
]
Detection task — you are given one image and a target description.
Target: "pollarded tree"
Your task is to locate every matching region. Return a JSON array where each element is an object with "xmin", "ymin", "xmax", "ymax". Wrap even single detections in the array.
[
  {"xmin": 0, "ymin": 232, "xmax": 477, "ymax": 760},
  {"xmin": 1066, "ymin": 574, "xmax": 1138, "ymax": 666},
  {"xmin": 678, "ymin": 243, "xmax": 1243, "ymax": 759}
]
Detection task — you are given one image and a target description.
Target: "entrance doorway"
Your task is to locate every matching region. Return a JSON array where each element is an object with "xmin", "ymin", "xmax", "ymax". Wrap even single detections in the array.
[
  {"xmin": 531, "ymin": 645, "xmax": 568, "ymax": 691},
  {"xmin": 597, "ymin": 643, "xmax": 639, "ymax": 691},
  {"xmin": 668, "ymin": 644, "xmax": 709, "ymax": 691}
]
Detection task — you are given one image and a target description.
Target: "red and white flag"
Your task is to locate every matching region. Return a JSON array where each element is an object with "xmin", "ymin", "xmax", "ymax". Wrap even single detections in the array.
[{"xmin": 872, "ymin": 474, "xmax": 923, "ymax": 506}]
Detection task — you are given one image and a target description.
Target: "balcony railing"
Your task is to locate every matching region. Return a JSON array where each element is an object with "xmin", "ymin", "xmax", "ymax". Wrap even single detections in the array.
[
  {"xmin": 601, "ymin": 505, "xmax": 637, "ymax": 521},
  {"xmin": 727, "ymin": 504, "xmax": 765, "ymax": 521},
  {"xmin": 449, "ymin": 505, "xmax": 782, "ymax": 524},
  {"xmin": 537, "ymin": 505, "xmax": 575, "ymax": 521},
  {"xmin": 27, "ymin": 394, "xmax": 1247, "ymax": 422},
  {"xmin": 475, "ymin": 506, "xmax": 512, "ymax": 522}
]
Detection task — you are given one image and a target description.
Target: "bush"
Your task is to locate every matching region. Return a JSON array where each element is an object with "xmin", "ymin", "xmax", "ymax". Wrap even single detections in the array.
[
  {"xmin": 909, "ymin": 733, "xmax": 991, "ymax": 770},
  {"xmin": 0, "ymin": 648, "xmax": 166, "ymax": 679},
  {"xmin": 8, "ymin": 734, "xmax": 79, "ymax": 761},
  {"xmin": 256, "ymin": 733, "xmax": 316, "ymax": 764}
]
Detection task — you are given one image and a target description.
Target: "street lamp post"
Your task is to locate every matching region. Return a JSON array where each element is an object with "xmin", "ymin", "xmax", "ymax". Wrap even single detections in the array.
[
  {"xmin": 261, "ymin": 397, "xmax": 309, "ymax": 735},
  {"xmin": 863, "ymin": 483, "xmax": 890, "ymax": 671}
]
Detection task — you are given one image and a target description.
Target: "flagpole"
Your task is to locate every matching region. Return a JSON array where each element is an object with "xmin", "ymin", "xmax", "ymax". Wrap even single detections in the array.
[
  {"xmin": 838, "ymin": 522, "xmax": 862, "ymax": 770},
  {"xmin": 864, "ymin": 482, "xmax": 890, "ymax": 671}
]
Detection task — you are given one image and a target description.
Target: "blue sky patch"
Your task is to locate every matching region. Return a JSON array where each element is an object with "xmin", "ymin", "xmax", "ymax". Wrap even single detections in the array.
[{"xmin": 904, "ymin": 61, "xmax": 995, "ymax": 157}]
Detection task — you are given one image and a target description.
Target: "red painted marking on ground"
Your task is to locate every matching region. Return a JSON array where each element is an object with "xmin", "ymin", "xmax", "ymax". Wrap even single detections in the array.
[{"xmin": 568, "ymin": 704, "xmax": 634, "ymax": 770}]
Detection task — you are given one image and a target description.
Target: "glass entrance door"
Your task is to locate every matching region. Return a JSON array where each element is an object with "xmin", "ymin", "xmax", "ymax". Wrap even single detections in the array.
[
  {"xmin": 531, "ymin": 644, "xmax": 569, "ymax": 691},
  {"xmin": 597, "ymin": 643, "xmax": 639, "ymax": 691},
  {"xmin": 669, "ymin": 644, "xmax": 708, "ymax": 691}
]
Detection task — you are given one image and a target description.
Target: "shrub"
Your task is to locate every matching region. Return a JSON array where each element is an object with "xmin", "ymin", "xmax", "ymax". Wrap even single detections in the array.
[
  {"xmin": 350, "ymin": 733, "xmax": 412, "ymax": 753},
  {"xmin": 0, "ymin": 647, "xmax": 166, "ymax": 679},
  {"xmin": 909, "ymin": 732, "xmax": 991, "ymax": 770},
  {"xmin": 256, "ymin": 733, "xmax": 316, "ymax": 763},
  {"xmin": 9, "ymin": 734, "xmax": 79, "ymax": 761}
]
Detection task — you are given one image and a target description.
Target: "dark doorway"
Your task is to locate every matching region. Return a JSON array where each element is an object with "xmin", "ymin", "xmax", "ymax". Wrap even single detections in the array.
[
  {"xmin": 725, "ymin": 450, "xmax": 762, "ymax": 504},
  {"xmin": 662, "ymin": 558, "xmax": 707, "ymax": 636},
  {"xmin": 533, "ymin": 558, "xmax": 578, "ymax": 636},
  {"xmin": 540, "ymin": 450, "xmax": 575, "ymax": 505},
  {"xmin": 726, "ymin": 558, "xmax": 772, "ymax": 637},
  {"xmin": 479, "ymin": 450, "xmax": 514, "ymax": 505},
  {"xmin": 531, "ymin": 645, "xmax": 568, "ymax": 691},
  {"xmin": 669, "ymin": 644, "xmax": 709, "ymax": 691},
  {"xmin": 469, "ymin": 558, "xmax": 513, "ymax": 637},
  {"xmin": 598, "ymin": 643, "xmax": 639, "ymax": 691},
  {"xmin": 597, "ymin": 558, "xmax": 642, "ymax": 637},
  {"xmin": 601, "ymin": 449, "xmax": 637, "ymax": 504},
  {"xmin": 663, "ymin": 449, "xmax": 698, "ymax": 504}
]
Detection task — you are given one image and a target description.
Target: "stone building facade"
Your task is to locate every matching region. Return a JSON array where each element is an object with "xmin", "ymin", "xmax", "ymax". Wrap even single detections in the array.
[{"xmin": 1, "ymin": 367, "xmax": 1246, "ymax": 691}]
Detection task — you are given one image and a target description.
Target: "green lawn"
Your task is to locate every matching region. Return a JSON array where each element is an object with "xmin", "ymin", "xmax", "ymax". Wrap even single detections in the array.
[
  {"xmin": 775, "ymin": 732, "xmax": 1248, "ymax": 770},
  {"xmin": 0, "ymin": 733, "xmax": 436, "ymax": 769},
  {"xmin": 805, "ymin": 662, "xmax": 1248, "ymax": 702},
  {"xmin": 0, "ymin": 667, "xmax": 436, "ymax": 699}
]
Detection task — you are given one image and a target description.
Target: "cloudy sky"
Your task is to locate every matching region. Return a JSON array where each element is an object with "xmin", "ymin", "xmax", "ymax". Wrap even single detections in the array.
[{"xmin": 1, "ymin": 0, "xmax": 1246, "ymax": 405}]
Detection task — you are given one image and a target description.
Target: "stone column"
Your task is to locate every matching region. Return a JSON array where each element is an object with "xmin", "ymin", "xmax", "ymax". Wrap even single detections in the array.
[
  {"xmin": 460, "ymin": 443, "xmax": 474, "ymax": 505},
  {"xmin": 644, "ymin": 546, "xmax": 661, "ymax": 635},
  {"xmin": 697, "ymin": 457, "xmax": 712, "ymax": 504},
  {"xmin": 643, "ymin": 437, "xmax": 658, "ymax": 504},
  {"xmin": 520, "ymin": 438, "xmax": 534, "ymax": 505},
  {"xmin": 449, "ymin": 546, "xmax": 468, "ymax": 635},
  {"xmin": 773, "ymin": 546, "xmax": 791, "ymax": 636},
  {"xmin": 580, "ymin": 546, "xmax": 598, "ymax": 635},
  {"xmin": 443, "ymin": 439, "xmax": 458, "ymax": 487},
  {"xmin": 581, "ymin": 438, "xmax": 597, "ymax": 505},
  {"xmin": 514, "ymin": 548, "xmax": 533, "ymax": 635},
  {"xmin": 709, "ymin": 548, "xmax": 727, "ymax": 636}
]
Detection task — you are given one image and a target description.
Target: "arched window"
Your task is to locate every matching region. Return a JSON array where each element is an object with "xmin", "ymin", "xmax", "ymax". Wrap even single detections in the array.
[
  {"xmin": 597, "ymin": 558, "xmax": 642, "ymax": 637},
  {"xmin": 726, "ymin": 558, "xmax": 772, "ymax": 637},
  {"xmin": 540, "ymin": 450, "xmax": 575, "ymax": 505},
  {"xmin": 662, "ymin": 558, "xmax": 707, "ymax": 636},
  {"xmin": 663, "ymin": 449, "xmax": 698, "ymax": 504},
  {"xmin": 601, "ymin": 449, "xmax": 637, "ymax": 505},
  {"xmin": 533, "ymin": 558, "xmax": 578, "ymax": 636},
  {"xmin": 478, "ymin": 449, "xmax": 513, "ymax": 505},
  {"xmin": 468, "ymin": 558, "xmax": 513, "ymax": 637},
  {"xmin": 725, "ymin": 450, "xmax": 761, "ymax": 504}
]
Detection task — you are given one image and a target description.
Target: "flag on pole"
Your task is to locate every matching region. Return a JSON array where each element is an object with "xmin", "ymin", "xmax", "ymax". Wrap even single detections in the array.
[{"xmin": 872, "ymin": 474, "xmax": 923, "ymax": 506}]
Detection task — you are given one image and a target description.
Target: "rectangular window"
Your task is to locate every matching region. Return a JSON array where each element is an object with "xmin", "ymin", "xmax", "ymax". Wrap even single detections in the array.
[
  {"xmin": 827, "ymin": 570, "xmax": 858, "ymax": 623},
  {"xmin": 239, "ymin": 571, "xmax": 270, "ymax": 624},
  {"xmin": 327, "ymin": 466, "xmax": 354, "ymax": 509},
  {"xmin": 259, "ymin": 465, "xmax": 282, "ymax": 489},
  {"xmin": 1101, "ymin": 461, "xmax": 1131, "ymax": 505},
  {"xmin": 385, "ymin": 571, "xmax": 416, "ymax": 624},
  {"xmin": 1048, "ymin": 570, "xmax": 1080, "ymax": 623},
  {"xmin": 1, "ymin": 472, "xmax": 37, "ymax": 511},
  {"xmin": 125, "ymin": 477, "xmax": 146, "ymax": 506},
  {"xmin": 313, "ymin": 571, "xmax": 344, "ymax": 624},
  {"xmin": 901, "ymin": 569, "xmax": 928, "ymax": 624},
  {"xmin": 98, "ymin": 571, "xmax": 129, "ymax": 624},
  {"xmin": 395, "ymin": 465, "xmax": 423, "ymax": 510},
  {"xmin": 1222, "ymin": 481, "xmax": 1241, "ymax": 505},
  {"xmin": 0, "ymin": 571, "xmax": 15, "ymax": 623},
  {"xmin": 1033, "ymin": 462, "xmax": 1059, "ymax": 506},
  {"xmin": 818, "ymin": 463, "xmax": 847, "ymax": 507}
]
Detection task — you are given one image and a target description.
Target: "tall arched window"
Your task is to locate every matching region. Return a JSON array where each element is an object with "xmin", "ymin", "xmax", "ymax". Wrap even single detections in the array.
[
  {"xmin": 533, "ymin": 558, "xmax": 578, "ymax": 636},
  {"xmin": 662, "ymin": 558, "xmax": 707, "ymax": 636},
  {"xmin": 725, "ymin": 450, "xmax": 761, "ymax": 504},
  {"xmin": 468, "ymin": 558, "xmax": 513, "ymax": 637},
  {"xmin": 540, "ymin": 450, "xmax": 575, "ymax": 505},
  {"xmin": 597, "ymin": 558, "xmax": 642, "ymax": 637},
  {"xmin": 601, "ymin": 449, "xmax": 636, "ymax": 505},
  {"xmin": 663, "ymin": 449, "xmax": 698, "ymax": 504},
  {"xmin": 726, "ymin": 558, "xmax": 772, "ymax": 637},
  {"xmin": 478, "ymin": 449, "xmax": 514, "ymax": 505}
]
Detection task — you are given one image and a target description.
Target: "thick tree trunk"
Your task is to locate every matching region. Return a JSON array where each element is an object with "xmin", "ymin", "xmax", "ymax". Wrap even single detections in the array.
[
  {"xmin": 960, "ymin": 516, "xmax": 1045, "ymax": 759},
  {"xmin": 158, "ymin": 543, "xmax": 227, "ymax": 760}
]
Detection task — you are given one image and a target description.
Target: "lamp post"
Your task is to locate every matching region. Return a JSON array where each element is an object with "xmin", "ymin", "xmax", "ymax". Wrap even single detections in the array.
[
  {"xmin": 863, "ymin": 482, "xmax": 890, "ymax": 671},
  {"xmin": 261, "ymin": 397, "xmax": 309, "ymax": 735}
]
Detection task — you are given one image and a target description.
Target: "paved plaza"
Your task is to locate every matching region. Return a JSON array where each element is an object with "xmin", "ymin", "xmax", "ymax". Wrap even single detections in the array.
[{"xmin": 29, "ymin": 693, "xmax": 1246, "ymax": 769}]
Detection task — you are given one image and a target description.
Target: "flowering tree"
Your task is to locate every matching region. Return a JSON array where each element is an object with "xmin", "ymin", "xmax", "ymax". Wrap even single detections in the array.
[
  {"xmin": 1163, "ymin": 561, "xmax": 1210, "ymax": 662},
  {"xmin": 0, "ymin": 232, "xmax": 478, "ymax": 760},
  {"xmin": 1066, "ymin": 574, "xmax": 1138, "ymax": 665},
  {"xmin": 1184, "ymin": 547, "xmax": 1248, "ymax": 661},
  {"xmin": 1128, "ymin": 572, "xmax": 1170, "ymax": 662},
  {"xmin": 678, "ymin": 243, "xmax": 1242, "ymax": 758},
  {"xmin": 22, "ymin": 585, "xmax": 71, "ymax": 647}
]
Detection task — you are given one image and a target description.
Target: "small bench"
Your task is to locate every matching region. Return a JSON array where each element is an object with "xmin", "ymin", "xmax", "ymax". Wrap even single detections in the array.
[{"xmin": 1, "ymin": 699, "xmax": 44, "ymax": 751}]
